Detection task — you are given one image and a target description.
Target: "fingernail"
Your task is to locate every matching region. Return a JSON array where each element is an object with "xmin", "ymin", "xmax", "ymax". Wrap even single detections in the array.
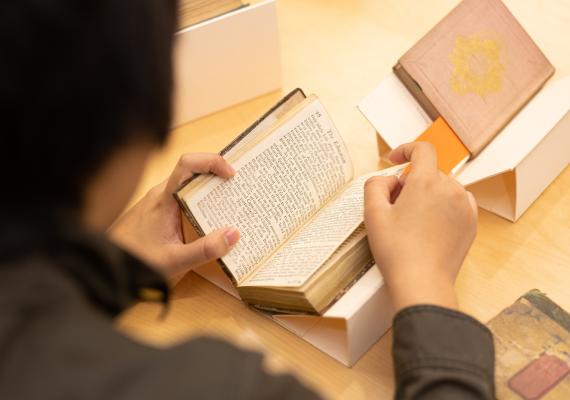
[
  {"xmin": 228, "ymin": 164, "xmax": 236, "ymax": 175},
  {"xmin": 224, "ymin": 227, "xmax": 239, "ymax": 247}
]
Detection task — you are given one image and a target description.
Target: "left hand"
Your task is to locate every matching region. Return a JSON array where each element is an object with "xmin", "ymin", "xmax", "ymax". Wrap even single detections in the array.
[{"xmin": 108, "ymin": 153, "xmax": 240, "ymax": 281}]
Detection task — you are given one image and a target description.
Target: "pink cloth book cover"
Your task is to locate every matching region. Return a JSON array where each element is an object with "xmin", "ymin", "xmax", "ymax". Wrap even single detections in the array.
[{"xmin": 397, "ymin": 0, "xmax": 554, "ymax": 155}]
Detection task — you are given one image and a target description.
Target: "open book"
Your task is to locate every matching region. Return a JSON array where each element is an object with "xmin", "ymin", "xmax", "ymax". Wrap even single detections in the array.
[{"xmin": 176, "ymin": 90, "xmax": 406, "ymax": 314}]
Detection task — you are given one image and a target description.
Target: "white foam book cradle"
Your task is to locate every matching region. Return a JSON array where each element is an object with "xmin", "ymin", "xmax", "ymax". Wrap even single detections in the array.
[
  {"xmin": 193, "ymin": 261, "xmax": 393, "ymax": 367},
  {"xmin": 172, "ymin": 0, "xmax": 281, "ymax": 127},
  {"xmin": 358, "ymin": 73, "xmax": 570, "ymax": 222}
]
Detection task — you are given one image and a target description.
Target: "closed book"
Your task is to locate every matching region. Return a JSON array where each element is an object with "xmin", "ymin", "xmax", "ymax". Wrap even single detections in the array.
[
  {"xmin": 487, "ymin": 290, "xmax": 570, "ymax": 399},
  {"xmin": 415, "ymin": 117, "xmax": 470, "ymax": 175},
  {"xmin": 396, "ymin": 0, "xmax": 554, "ymax": 155}
]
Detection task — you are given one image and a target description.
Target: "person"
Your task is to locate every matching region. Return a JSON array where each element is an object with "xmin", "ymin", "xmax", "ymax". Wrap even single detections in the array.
[{"xmin": 0, "ymin": 0, "xmax": 494, "ymax": 398}]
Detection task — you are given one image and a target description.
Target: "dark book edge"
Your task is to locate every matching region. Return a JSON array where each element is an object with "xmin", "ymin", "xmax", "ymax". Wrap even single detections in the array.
[
  {"xmin": 249, "ymin": 304, "xmax": 315, "ymax": 316},
  {"xmin": 393, "ymin": 62, "xmax": 440, "ymax": 121},
  {"xmin": 320, "ymin": 257, "xmax": 376, "ymax": 313},
  {"xmin": 174, "ymin": 88, "xmax": 307, "ymax": 287},
  {"xmin": 522, "ymin": 289, "xmax": 570, "ymax": 333}
]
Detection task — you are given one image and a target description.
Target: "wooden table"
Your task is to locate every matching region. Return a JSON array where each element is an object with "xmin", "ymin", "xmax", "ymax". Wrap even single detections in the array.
[{"xmin": 117, "ymin": 1, "xmax": 570, "ymax": 398}]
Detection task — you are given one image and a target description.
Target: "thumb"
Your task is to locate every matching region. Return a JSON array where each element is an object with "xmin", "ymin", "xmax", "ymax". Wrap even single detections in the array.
[
  {"xmin": 171, "ymin": 227, "xmax": 240, "ymax": 269},
  {"xmin": 364, "ymin": 175, "xmax": 399, "ymax": 216}
]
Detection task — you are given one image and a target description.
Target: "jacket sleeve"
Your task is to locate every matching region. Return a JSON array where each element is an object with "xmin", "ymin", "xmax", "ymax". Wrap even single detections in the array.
[{"xmin": 392, "ymin": 305, "xmax": 495, "ymax": 400}]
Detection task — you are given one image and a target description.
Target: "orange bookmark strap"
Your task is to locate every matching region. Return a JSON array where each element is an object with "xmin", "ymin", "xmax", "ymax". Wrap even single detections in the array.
[{"xmin": 413, "ymin": 117, "xmax": 470, "ymax": 175}]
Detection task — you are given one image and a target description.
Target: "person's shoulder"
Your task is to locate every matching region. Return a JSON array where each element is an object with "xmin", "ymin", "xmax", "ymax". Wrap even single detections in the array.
[
  {"xmin": 0, "ymin": 254, "xmax": 79, "ymax": 307},
  {"xmin": 164, "ymin": 335, "xmax": 265, "ymax": 372},
  {"xmin": 0, "ymin": 255, "xmax": 148, "ymax": 398},
  {"xmin": 157, "ymin": 336, "xmax": 320, "ymax": 400}
]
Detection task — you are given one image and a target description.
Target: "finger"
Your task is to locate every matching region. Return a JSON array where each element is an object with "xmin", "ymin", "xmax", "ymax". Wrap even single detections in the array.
[
  {"xmin": 390, "ymin": 180, "xmax": 403, "ymax": 203},
  {"xmin": 171, "ymin": 227, "xmax": 240, "ymax": 268},
  {"xmin": 388, "ymin": 142, "xmax": 438, "ymax": 177},
  {"xmin": 364, "ymin": 175, "xmax": 400, "ymax": 214},
  {"xmin": 166, "ymin": 153, "xmax": 235, "ymax": 194},
  {"xmin": 447, "ymin": 174, "xmax": 465, "ymax": 190},
  {"xmin": 447, "ymin": 175, "xmax": 475, "ymax": 212},
  {"xmin": 466, "ymin": 191, "xmax": 478, "ymax": 219},
  {"xmin": 398, "ymin": 170, "xmax": 409, "ymax": 186},
  {"xmin": 446, "ymin": 174, "xmax": 477, "ymax": 220}
]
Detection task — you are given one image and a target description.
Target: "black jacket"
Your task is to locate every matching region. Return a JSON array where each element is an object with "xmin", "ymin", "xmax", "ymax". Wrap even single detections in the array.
[{"xmin": 0, "ymin": 219, "xmax": 494, "ymax": 399}]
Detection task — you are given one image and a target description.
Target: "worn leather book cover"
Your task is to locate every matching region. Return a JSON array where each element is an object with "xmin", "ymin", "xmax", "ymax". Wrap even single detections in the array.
[
  {"xmin": 487, "ymin": 290, "xmax": 570, "ymax": 399},
  {"xmin": 396, "ymin": 0, "xmax": 554, "ymax": 155}
]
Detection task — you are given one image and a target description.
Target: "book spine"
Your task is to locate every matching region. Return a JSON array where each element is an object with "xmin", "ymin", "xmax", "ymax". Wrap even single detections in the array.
[
  {"xmin": 248, "ymin": 303, "xmax": 317, "ymax": 316},
  {"xmin": 393, "ymin": 62, "xmax": 441, "ymax": 121},
  {"xmin": 522, "ymin": 289, "xmax": 570, "ymax": 333},
  {"xmin": 174, "ymin": 191, "xmax": 204, "ymax": 236}
]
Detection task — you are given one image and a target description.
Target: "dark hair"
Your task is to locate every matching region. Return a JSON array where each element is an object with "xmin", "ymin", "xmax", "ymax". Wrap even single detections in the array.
[{"xmin": 0, "ymin": 0, "xmax": 177, "ymax": 211}]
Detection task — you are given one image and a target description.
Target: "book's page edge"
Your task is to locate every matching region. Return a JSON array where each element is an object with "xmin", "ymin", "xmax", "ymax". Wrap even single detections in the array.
[
  {"xmin": 242, "ymin": 259, "xmax": 376, "ymax": 316},
  {"xmin": 239, "ymin": 227, "xmax": 368, "ymax": 314},
  {"xmin": 316, "ymin": 258, "xmax": 376, "ymax": 315}
]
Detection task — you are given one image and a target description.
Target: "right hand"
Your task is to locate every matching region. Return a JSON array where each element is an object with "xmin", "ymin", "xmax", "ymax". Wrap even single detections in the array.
[{"xmin": 364, "ymin": 142, "xmax": 478, "ymax": 312}]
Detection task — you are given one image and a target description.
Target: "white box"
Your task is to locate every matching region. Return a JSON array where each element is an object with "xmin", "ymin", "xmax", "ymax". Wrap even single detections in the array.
[
  {"xmin": 172, "ymin": 0, "xmax": 281, "ymax": 126},
  {"xmin": 358, "ymin": 73, "xmax": 570, "ymax": 222},
  {"xmin": 194, "ymin": 262, "xmax": 393, "ymax": 367}
]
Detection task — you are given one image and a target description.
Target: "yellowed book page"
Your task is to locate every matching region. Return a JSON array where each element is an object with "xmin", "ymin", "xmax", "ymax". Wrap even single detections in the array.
[
  {"xmin": 242, "ymin": 163, "xmax": 408, "ymax": 287},
  {"xmin": 183, "ymin": 97, "xmax": 353, "ymax": 283},
  {"xmin": 178, "ymin": 90, "xmax": 306, "ymax": 198}
]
